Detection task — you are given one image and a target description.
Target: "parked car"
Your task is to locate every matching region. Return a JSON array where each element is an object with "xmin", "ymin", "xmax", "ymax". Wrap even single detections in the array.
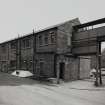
[
  {"xmin": 101, "ymin": 68, "xmax": 105, "ymax": 76},
  {"xmin": 11, "ymin": 70, "xmax": 34, "ymax": 77},
  {"xmin": 90, "ymin": 68, "xmax": 105, "ymax": 78}
]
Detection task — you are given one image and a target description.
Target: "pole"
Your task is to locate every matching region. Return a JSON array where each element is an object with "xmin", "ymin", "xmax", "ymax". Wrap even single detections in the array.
[
  {"xmin": 33, "ymin": 29, "xmax": 36, "ymax": 74},
  {"xmin": 98, "ymin": 42, "xmax": 102, "ymax": 85},
  {"xmin": 78, "ymin": 57, "xmax": 80, "ymax": 80},
  {"xmin": 16, "ymin": 37, "xmax": 18, "ymax": 70},
  {"xmin": 57, "ymin": 67, "xmax": 60, "ymax": 84},
  {"xmin": 16, "ymin": 34, "xmax": 21, "ymax": 70},
  {"xmin": 95, "ymin": 54, "xmax": 99, "ymax": 86},
  {"xmin": 19, "ymin": 34, "xmax": 21, "ymax": 69},
  {"xmin": 95, "ymin": 42, "xmax": 99, "ymax": 86}
]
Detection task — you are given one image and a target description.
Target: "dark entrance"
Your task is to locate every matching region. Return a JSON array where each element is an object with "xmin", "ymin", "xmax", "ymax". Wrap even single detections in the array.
[
  {"xmin": 59, "ymin": 62, "xmax": 65, "ymax": 79},
  {"xmin": 39, "ymin": 62, "xmax": 44, "ymax": 75}
]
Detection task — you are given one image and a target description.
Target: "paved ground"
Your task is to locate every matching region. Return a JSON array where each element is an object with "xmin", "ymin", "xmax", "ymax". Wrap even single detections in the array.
[{"xmin": 0, "ymin": 72, "xmax": 105, "ymax": 105}]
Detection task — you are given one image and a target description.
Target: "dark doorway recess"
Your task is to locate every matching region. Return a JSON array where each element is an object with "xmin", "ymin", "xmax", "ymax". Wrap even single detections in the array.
[{"xmin": 59, "ymin": 62, "xmax": 65, "ymax": 79}]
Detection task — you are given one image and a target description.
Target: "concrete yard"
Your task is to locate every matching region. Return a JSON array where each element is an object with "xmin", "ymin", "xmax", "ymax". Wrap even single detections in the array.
[{"xmin": 0, "ymin": 72, "xmax": 105, "ymax": 105}]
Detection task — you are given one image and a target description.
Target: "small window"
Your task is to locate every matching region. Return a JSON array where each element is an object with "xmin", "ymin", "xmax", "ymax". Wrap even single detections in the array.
[
  {"xmin": 11, "ymin": 41, "xmax": 16, "ymax": 49},
  {"xmin": 44, "ymin": 36, "xmax": 48, "ymax": 45},
  {"xmin": 1, "ymin": 45, "xmax": 6, "ymax": 53},
  {"xmin": 49, "ymin": 31, "xmax": 55, "ymax": 43},
  {"xmin": 51, "ymin": 35, "xmax": 55, "ymax": 43},
  {"xmin": 10, "ymin": 60, "xmax": 16, "ymax": 67},
  {"xmin": 21, "ymin": 60, "xmax": 26, "ymax": 68},
  {"xmin": 29, "ymin": 60, "xmax": 33, "ymax": 68},
  {"xmin": 39, "ymin": 36, "xmax": 43, "ymax": 45},
  {"xmin": 26, "ymin": 39, "xmax": 30, "ymax": 48},
  {"xmin": 49, "ymin": 31, "xmax": 54, "ymax": 34},
  {"xmin": 39, "ymin": 58, "xmax": 44, "ymax": 62},
  {"xmin": 22, "ymin": 40, "xmax": 25, "ymax": 48}
]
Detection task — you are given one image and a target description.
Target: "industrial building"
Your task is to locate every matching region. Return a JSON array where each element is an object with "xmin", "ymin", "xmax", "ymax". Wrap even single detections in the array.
[{"xmin": 1, "ymin": 17, "xmax": 105, "ymax": 81}]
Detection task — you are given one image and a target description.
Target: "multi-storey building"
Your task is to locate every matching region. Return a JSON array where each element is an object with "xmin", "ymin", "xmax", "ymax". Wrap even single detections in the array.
[{"xmin": 0, "ymin": 18, "xmax": 91, "ymax": 81}]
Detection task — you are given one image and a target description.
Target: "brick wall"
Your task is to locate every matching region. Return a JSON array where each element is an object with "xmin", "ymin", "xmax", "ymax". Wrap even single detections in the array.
[
  {"xmin": 36, "ymin": 28, "xmax": 57, "ymax": 53},
  {"xmin": 35, "ymin": 53, "xmax": 55, "ymax": 77},
  {"xmin": 56, "ymin": 55, "xmax": 79, "ymax": 81},
  {"xmin": 57, "ymin": 18, "xmax": 80, "ymax": 54}
]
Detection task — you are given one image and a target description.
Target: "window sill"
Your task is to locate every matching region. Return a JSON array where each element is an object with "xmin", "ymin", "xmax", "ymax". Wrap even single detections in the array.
[{"xmin": 39, "ymin": 43, "xmax": 56, "ymax": 47}]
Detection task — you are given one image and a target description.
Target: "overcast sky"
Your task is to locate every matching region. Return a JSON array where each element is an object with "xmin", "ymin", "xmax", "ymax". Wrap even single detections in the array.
[{"xmin": 0, "ymin": 0, "xmax": 105, "ymax": 43}]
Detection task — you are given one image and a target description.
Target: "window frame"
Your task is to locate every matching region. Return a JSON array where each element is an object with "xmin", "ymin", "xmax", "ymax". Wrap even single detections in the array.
[
  {"xmin": 1, "ymin": 44, "xmax": 6, "ymax": 53},
  {"xmin": 25, "ymin": 39, "xmax": 31, "ymax": 48},
  {"xmin": 44, "ymin": 35, "xmax": 49, "ymax": 45},
  {"xmin": 38, "ymin": 35, "xmax": 43, "ymax": 46},
  {"xmin": 10, "ymin": 41, "xmax": 17, "ymax": 50},
  {"xmin": 21, "ymin": 38, "xmax": 31, "ymax": 49},
  {"xmin": 49, "ymin": 31, "xmax": 56, "ymax": 44}
]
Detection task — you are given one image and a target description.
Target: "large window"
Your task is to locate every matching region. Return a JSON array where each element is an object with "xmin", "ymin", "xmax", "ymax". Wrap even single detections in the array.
[
  {"xmin": 22, "ymin": 38, "xmax": 31, "ymax": 48},
  {"xmin": 38, "ymin": 31, "xmax": 55, "ymax": 46}
]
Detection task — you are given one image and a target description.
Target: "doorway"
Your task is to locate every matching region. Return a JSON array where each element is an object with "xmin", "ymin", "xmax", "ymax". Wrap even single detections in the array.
[
  {"xmin": 79, "ymin": 56, "xmax": 91, "ymax": 79},
  {"xmin": 39, "ymin": 61, "xmax": 44, "ymax": 75},
  {"xmin": 59, "ymin": 62, "xmax": 65, "ymax": 79}
]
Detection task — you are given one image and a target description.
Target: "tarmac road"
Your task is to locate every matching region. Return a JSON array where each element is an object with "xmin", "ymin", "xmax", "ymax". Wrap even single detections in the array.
[{"xmin": 0, "ymin": 72, "xmax": 105, "ymax": 105}]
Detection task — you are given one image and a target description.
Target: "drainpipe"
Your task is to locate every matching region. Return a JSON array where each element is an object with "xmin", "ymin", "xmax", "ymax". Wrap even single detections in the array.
[
  {"xmin": 54, "ymin": 53, "xmax": 60, "ymax": 84},
  {"xmin": 33, "ymin": 29, "xmax": 36, "ymax": 74},
  {"xmin": 57, "ymin": 64, "xmax": 60, "ymax": 84},
  {"xmin": 54, "ymin": 53, "xmax": 57, "ymax": 77},
  {"xmin": 16, "ymin": 35, "xmax": 21, "ymax": 70},
  {"xmin": 7, "ymin": 43, "xmax": 9, "ymax": 72}
]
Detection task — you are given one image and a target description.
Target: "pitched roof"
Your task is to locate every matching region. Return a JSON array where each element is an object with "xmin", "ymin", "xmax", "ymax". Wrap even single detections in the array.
[{"xmin": 0, "ymin": 18, "xmax": 79, "ymax": 45}]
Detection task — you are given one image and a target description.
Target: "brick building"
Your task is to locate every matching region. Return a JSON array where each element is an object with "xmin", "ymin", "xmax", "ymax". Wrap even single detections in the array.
[{"xmin": 0, "ymin": 18, "xmax": 91, "ymax": 81}]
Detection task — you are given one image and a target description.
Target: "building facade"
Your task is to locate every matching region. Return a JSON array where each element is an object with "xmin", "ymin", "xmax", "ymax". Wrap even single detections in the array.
[{"xmin": 0, "ymin": 18, "xmax": 91, "ymax": 81}]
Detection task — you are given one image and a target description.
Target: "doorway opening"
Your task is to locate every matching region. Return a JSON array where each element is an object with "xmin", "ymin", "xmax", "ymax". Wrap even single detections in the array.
[
  {"xmin": 39, "ymin": 61, "xmax": 44, "ymax": 76},
  {"xmin": 79, "ymin": 56, "xmax": 91, "ymax": 79},
  {"xmin": 59, "ymin": 62, "xmax": 65, "ymax": 79}
]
